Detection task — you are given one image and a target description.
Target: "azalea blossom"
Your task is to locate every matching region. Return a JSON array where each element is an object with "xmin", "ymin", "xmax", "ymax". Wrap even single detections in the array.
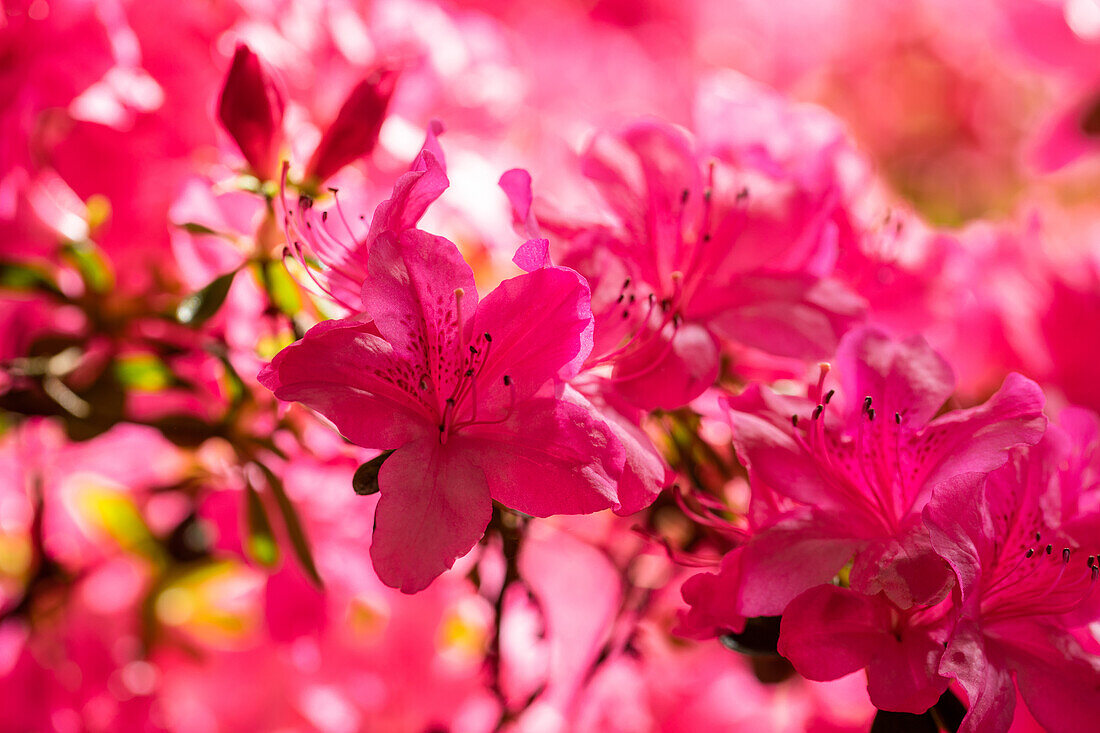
[
  {"xmin": 925, "ymin": 415, "xmax": 1100, "ymax": 733},
  {"xmin": 260, "ymin": 226, "xmax": 625, "ymax": 592},
  {"xmin": 541, "ymin": 120, "xmax": 865, "ymax": 410}
]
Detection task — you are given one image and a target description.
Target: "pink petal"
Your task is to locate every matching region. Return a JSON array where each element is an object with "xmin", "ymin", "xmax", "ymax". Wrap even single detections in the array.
[
  {"xmin": 364, "ymin": 229, "xmax": 478, "ymax": 403},
  {"xmin": 258, "ymin": 318, "xmax": 431, "ymax": 449},
  {"xmin": 676, "ymin": 552, "xmax": 747, "ymax": 640},
  {"xmin": 512, "ymin": 238, "xmax": 552, "ymax": 272},
  {"xmin": 777, "ymin": 585, "xmax": 891, "ymax": 681},
  {"xmin": 727, "ymin": 408, "xmax": 842, "ymax": 511},
  {"xmin": 850, "ymin": 527, "xmax": 954, "ymax": 609},
  {"xmin": 465, "ymin": 398, "xmax": 621, "ymax": 517},
  {"xmin": 611, "ymin": 322, "xmax": 720, "ymax": 411},
  {"xmin": 364, "ymin": 122, "xmax": 448, "ymax": 246},
  {"xmin": 738, "ymin": 513, "xmax": 864, "ymax": 616},
  {"xmin": 370, "ymin": 439, "xmax": 492, "ymax": 593},
  {"xmin": 916, "ymin": 373, "xmax": 1046, "ymax": 493},
  {"xmin": 998, "ymin": 624, "xmax": 1100, "ymax": 733},
  {"xmin": 472, "ymin": 266, "xmax": 594, "ymax": 408},
  {"xmin": 866, "ymin": 626, "xmax": 950, "ymax": 714},
  {"xmin": 940, "ymin": 620, "xmax": 1016, "ymax": 733},
  {"xmin": 836, "ymin": 326, "xmax": 954, "ymax": 428},
  {"xmin": 499, "ymin": 168, "xmax": 541, "ymax": 239},
  {"xmin": 705, "ymin": 273, "xmax": 863, "ymax": 361},
  {"xmin": 924, "ymin": 473, "xmax": 991, "ymax": 610}
]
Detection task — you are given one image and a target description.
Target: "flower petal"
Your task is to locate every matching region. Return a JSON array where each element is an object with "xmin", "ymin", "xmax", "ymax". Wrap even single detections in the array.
[
  {"xmin": 258, "ymin": 318, "xmax": 431, "ymax": 449},
  {"xmin": 369, "ymin": 439, "xmax": 492, "ymax": 593},
  {"xmin": 611, "ymin": 321, "xmax": 720, "ymax": 411},
  {"xmin": 472, "ymin": 266, "xmax": 594, "ymax": 408},
  {"xmin": 737, "ymin": 512, "xmax": 863, "ymax": 616},
  {"xmin": 466, "ymin": 398, "xmax": 622, "ymax": 517},
  {"xmin": 915, "ymin": 372, "xmax": 1046, "ymax": 492},
  {"xmin": 836, "ymin": 327, "xmax": 954, "ymax": 428},
  {"xmin": 364, "ymin": 229, "xmax": 477, "ymax": 407},
  {"xmin": 777, "ymin": 584, "xmax": 891, "ymax": 681}
]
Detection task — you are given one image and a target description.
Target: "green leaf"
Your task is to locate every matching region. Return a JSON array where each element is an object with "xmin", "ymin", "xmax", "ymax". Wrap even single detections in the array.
[
  {"xmin": 244, "ymin": 483, "xmax": 280, "ymax": 568},
  {"xmin": 62, "ymin": 240, "xmax": 114, "ymax": 294},
  {"xmin": 114, "ymin": 353, "xmax": 173, "ymax": 391},
  {"xmin": 262, "ymin": 259, "xmax": 303, "ymax": 316},
  {"xmin": 256, "ymin": 462, "xmax": 323, "ymax": 588},
  {"xmin": 177, "ymin": 271, "xmax": 236, "ymax": 326},
  {"xmin": 352, "ymin": 450, "xmax": 395, "ymax": 495},
  {"xmin": 178, "ymin": 221, "xmax": 219, "ymax": 236},
  {"xmin": 0, "ymin": 262, "xmax": 62, "ymax": 295}
]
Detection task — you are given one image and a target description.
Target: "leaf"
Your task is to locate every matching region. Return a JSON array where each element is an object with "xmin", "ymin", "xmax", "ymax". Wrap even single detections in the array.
[
  {"xmin": 0, "ymin": 262, "xmax": 62, "ymax": 296},
  {"xmin": 177, "ymin": 271, "xmax": 237, "ymax": 326},
  {"xmin": 261, "ymin": 259, "xmax": 303, "ymax": 316},
  {"xmin": 114, "ymin": 353, "xmax": 174, "ymax": 391},
  {"xmin": 352, "ymin": 450, "xmax": 395, "ymax": 495},
  {"xmin": 62, "ymin": 240, "xmax": 114, "ymax": 294},
  {"xmin": 179, "ymin": 221, "xmax": 219, "ymax": 236},
  {"xmin": 256, "ymin": 462, "xmax": 323, "ymax": 588},
  {"xmin": 244, "ymin": 483, "xmax": 280, "ymax": 568}
]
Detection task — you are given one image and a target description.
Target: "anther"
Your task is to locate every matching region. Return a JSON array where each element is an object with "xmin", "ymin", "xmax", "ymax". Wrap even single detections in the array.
[
  {"xmin": 812, "ymin": 404, "xmax": 824, "ymax": 420},
  {"xmin": 867, "ymin": 408, "xmax": 876, "ymax": 421},
  {"xmin": 617, "ymin": 294, "xmax": 625, "ymax": 303},
  {"xmin": 469, "ymin": 345, "xmax": 479, "ymax": 355},
  {"xmin": 680, "ymin": 188, "xmax": 690, "ymax": 205},
  {"xmin": 623, "ymin": 277, "xmax": 631, "ymax": 289},
  {"xmin": 622, "ymin": 310, "xmax": 630, "ymax": 319},
  {"xmin": 791, "ymin": 414, "xmax": 799, "ymax": 427},
  {"xmin": 503, "ymin": 375, "xmax": 512, "ymax": 386},
  {"xmin": 465, "ymin": 369, "xmax": 474, "ymax": 377},
  {"xmin": 824, "ymin": 389, "xmax": 835, "ymax": 404},
  {"xmin": 484, "ymin": 333, "xmax": 492, "ymax": 342},
  {"xmin": 321, "ymin": 211, "xmax": 328, "ymax": 222},
  {"xmin": 1046, "ymin": 544, "xmax": 1053, "ymax": 555},
  {"xmin": 863, "ymin": 396, "xmax": 873, "ymax": 412},
  {"xmin": 1026, "ymin": 548, "xmax": 1035, "ymax": 558},
  {"xmin": 1064, "ymin": 548, "xmax": 1072, "ymax": 563},
  {"xmin": 895, "ymin": 412, "xmax": 902, "ymax": 425},
  {"xmin": 1036, "ymin": 531, "xmax": 1042, "ymax": 542},
  {"xmin": 703, "ymin": 188, "xmax": 713, "ymax": 202}
]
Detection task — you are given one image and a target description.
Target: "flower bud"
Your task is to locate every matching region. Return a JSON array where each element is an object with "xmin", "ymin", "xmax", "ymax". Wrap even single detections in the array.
[
  {"xmin": 305, "ymin": 67, "xmax": 398, "ymax": 184},
  {"xmin": 217, "ymin": 44, "xmax": 285, "ymax": 180}
]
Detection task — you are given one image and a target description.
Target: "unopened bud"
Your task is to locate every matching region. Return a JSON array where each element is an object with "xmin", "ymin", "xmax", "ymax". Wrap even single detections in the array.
[
  {"xmin": 305, "ymin": 67, "xmax": 399, "ymax": 183},
  {"xmin": 217, "ymin": 44, "xmax": 285, "ymax": 180}
]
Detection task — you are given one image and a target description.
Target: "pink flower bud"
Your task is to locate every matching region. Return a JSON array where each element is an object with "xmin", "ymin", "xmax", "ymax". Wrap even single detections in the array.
[
  {"xmin": 305, "ymin": 67, "xmax": 398, "ymax": 184},
  {"xmin": 217, "ymin": 44, "xmax": 285, "ymax": 180}
]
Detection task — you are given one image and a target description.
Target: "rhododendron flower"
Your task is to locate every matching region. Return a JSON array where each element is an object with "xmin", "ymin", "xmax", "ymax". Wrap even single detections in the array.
[
  {"xmin": 260, "ymin": 229, "xmax": 624, "ymax": 592},
  {"xmin": 925, "ymin": 419, "xmax": 1100, "ymax": 733},
  {"xmin": 722, "ymin": 326, "xmax": 1046, "ymax": 616},
  {"xmin": 545, "ymin": 120, "xmax": 864, "ymax": 410}
]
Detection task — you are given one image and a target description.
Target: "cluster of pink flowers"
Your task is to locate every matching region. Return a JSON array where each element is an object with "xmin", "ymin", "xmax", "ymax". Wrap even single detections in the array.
[{"xmin": 5, "ymin": 0, "xmax": 1100, "ymax": 731}]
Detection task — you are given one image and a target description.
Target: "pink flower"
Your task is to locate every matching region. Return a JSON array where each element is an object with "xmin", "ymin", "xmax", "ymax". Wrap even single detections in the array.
[
  {"xmin": 546, "ymin": 120, "xmax": 863, "ymax": 410},
  {"xmin": 925, "ymin": 420, "xmax": 1100, "ymax": 733},
  {"xmin": 724, "ymin": 326, "xmax": 1046, "ymax": 618},
  {"xmin": 259, "ymin": 228, "xmax": 624, "ymax": 592}
]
